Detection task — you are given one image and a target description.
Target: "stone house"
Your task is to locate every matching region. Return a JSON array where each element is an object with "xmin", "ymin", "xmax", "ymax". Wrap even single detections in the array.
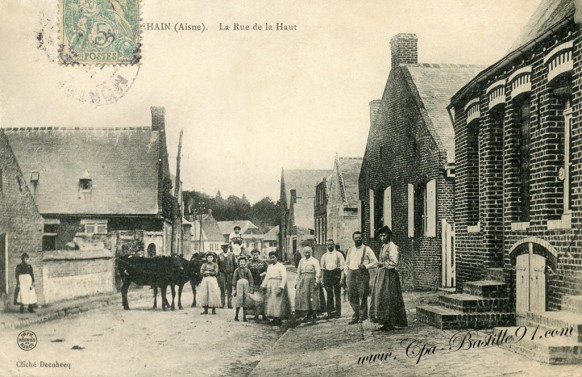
[
  {"xmin": 262, "ymin": 225, "xmax": 279, "ymax": 258},
  {"xmin": 327, "ymin": 156, "xmax": 363, "ymax": 255},
  {"xmin": 418, "ymin": 0, "xmax": 582, "ymax": 363},
  {"xmin": 279, "ymin": 169, "xmax": 332, "ymax": 262},
  {"xmin": 189, "ymin": 211, "xmax": 225, "ymax": 256},
  {"xmin": 0, "ymin": 106, "xmax": 177, "ymax": 306},
  {"xmin": 359, "ymin": 33, "xmax": 482, "ymax": 290},
  {"xmin": 217, "ymin": 220, "xmax": 264, "ymax": 252}
]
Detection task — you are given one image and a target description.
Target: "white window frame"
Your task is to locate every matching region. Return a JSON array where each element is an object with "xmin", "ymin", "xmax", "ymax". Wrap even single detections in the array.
[
  {"xmin": 408, "ymin": 184, "xmax": 414, "ymax": 237},
  {"xmin": 81, "ymin": 219, "xmax": 108, "ymax": 234},
  {"xmin": 369, "ymin": 189, "xmax": 375, "ymax": 238},
  {"xmin": 383, "ymin": 186, "xmax": 392, "ymax": 230},
  {"xmin": 426, "ymin": 180, "xmax": 437, "ymax": 237}
]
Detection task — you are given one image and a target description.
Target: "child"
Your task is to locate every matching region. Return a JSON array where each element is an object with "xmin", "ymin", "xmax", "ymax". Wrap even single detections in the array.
[
  {"xmin": 199, "ymin": 252, "xmax": 222, "ymax": 315},
  {"xmin": 232, "ymin": 256, "xmax": 254, "ymax": 321}
]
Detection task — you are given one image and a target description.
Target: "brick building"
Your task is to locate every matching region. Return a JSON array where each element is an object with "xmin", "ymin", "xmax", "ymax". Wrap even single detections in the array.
[
  {"xmin": 418, "ymin": 0, "xmax": 582, "ymax": 363},
  {"xmin": 279, "ymin": 169, "xmax": 332, "ymax": 261},
  {"xmin": 359, "ymin": 33, "xmax": 482, "ymax": 290},
  {"xmin": 326, "ymin": 156, "xmax": 362, "ymax": 254},
  {"xmin": 0, "ymin": 106, "xmax": 177, "ymax": 306},
  {"xmin": 313, "ymin": 176, "xmax": 330, "ymax": 259}
]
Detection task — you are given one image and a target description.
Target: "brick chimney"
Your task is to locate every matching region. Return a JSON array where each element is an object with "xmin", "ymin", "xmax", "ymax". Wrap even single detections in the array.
[
  {"xmin": 390, "ymin": 33, "xmax": 418, "ymax": 68},
  {"xmin": 151, "ymin": 106, "xmax": 166, "ymax": 131},
  {"xmin": 369, "ymin": 99, "xmax": 382, "ymax": 128}
]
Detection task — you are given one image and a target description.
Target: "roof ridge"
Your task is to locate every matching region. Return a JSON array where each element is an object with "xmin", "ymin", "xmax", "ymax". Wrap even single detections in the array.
[
  {"xmin": 2, "ymin": 127, "xmax": 151, "ymax": 131},
  {"xmin": 401, "ymin": 63, "xmax": 487, "ymax": 68}
]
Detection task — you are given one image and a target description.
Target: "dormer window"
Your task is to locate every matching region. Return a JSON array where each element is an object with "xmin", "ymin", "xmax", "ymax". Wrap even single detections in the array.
[{"xmin": 79, "ymin": 170, "xmax": 92, "ymax": 191}]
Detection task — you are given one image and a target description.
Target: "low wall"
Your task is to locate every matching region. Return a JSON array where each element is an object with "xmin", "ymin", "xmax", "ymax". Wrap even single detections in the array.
[{"xmin": 42, "ymin": 249, "xmax": 114, "ymax": 304}]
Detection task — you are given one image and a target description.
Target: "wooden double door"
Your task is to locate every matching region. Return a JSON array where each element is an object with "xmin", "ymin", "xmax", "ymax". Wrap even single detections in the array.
[{"xmin": 515, "ymin": 243, "xmax": 546, "ymax": 315}]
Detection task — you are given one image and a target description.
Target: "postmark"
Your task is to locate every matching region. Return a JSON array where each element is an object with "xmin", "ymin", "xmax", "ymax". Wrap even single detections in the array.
[
  {"xmin": 60, "ymin": 0, "xmax": 141, "ymax": 65},
  {"xmin": 17, "ymin": 330, "xmax": 37, "ymax": 351}
]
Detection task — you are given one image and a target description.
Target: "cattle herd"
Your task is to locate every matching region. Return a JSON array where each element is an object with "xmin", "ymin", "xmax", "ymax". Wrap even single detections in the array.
[{"xmin": 117, "ymin": 254, "xmax": 206, "ymax": 311}]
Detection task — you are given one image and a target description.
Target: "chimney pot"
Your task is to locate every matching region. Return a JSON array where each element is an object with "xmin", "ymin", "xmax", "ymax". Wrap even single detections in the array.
[
  {"xmin": 151, "ymin": 106, "xmax": 166, "ymax": 131},
  {"xmin": 390, "ymin": 33, "xmax": 418, "ymax": 68}
]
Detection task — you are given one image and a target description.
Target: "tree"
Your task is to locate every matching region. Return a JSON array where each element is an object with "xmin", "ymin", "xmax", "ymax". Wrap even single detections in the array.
[{"xmin": 250, "ymin": 197, "xmax": 279, "ymax": 231}]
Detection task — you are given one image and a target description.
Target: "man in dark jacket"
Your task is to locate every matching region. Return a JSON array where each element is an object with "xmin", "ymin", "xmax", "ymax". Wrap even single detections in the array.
[{"xmin": 217, "ymin": 244, "xmax": 235, "ymax": 308}]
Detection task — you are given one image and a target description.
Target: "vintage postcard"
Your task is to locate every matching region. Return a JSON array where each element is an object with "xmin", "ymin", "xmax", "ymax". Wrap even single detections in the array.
[{"xmin": 1, "ymin": 0, "xmax": 582, "ymax": 376}]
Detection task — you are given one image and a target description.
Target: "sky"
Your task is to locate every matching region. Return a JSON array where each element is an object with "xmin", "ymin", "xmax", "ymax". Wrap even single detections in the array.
[{"xmin": 0, "ymin": 0, "xmax": 543, "ymax": 203}]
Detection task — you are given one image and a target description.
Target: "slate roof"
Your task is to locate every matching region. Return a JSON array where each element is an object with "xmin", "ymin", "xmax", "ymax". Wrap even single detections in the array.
[
  {"xmin": 336, "ymin": 157, "xmax": 362, "ymax": 207},
  {"xmin": 4, "ymin": 127, "xmax": 161, "ymax": 215},
  {"xmin": 263, "ymin": 225, "xmax": 279, "ymax": 241},
  {"xmin": 282, "ymin": 169, "xmax": 333, "ymax": 209},
  {"xmin": 401, "ymin": 64, "xmax": 484, "ymax": 162},
  {"xmin": 201, "ymin": 214, "xmax": 226, "ymax": 241},
  {"xmin": 509, "ymin": 0, "xmax": 575, "ymax": 52},
  {"xmin": 217, "ymin": 220, "xmax": 261, "ymax": 236},
  {"xmin": 293, "ymin": 198, "xmax": 315, "ymax": 229}
]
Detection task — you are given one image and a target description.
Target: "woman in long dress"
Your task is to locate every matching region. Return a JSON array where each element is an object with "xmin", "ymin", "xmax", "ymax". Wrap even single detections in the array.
[
  {"xmin": 261, "ymin": 251, "xmax": 291, "ymax": 325},
  {"xmin": 198, "ymin": 252, "xmax": 222, "ymax": 315},
  {"xmin": 371, "ymin": 226, "xmax": 408, "ymax": 331},
  {"xmin": 294, "ymin": 246, "xmax": 321, "ymax": 323},
  {"xmin": 15, "ymin": 253, "xmax": 37, "ymax": 314}
]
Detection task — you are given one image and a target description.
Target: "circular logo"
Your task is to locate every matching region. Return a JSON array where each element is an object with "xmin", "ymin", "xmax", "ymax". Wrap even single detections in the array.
[{"xmin": 17, "ymin": 330, "xmax": 37, "ymax": 351}]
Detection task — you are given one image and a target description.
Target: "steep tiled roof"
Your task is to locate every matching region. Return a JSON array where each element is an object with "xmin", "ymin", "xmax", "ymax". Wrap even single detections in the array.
[
  {"xmin": 4, "ymin": 127, "xmax": 160, "ymax": 215},
  {"xmin": 293, "ymin": 198, "xmax": 314, "ymax": 229},
  {"xmin": 282, "ymin": 169, "xmax": 332, "ymax": 209},
  {"xmin": 509, "ymin": 0, "xmax": 574, "ymax": 52},
  {"xmin": 201, "ymin": 214, "xmax": 226, "ymax": 241},
  {"xmin": 217, "ymin": 220, "xmax": 261, "ymax": 236},
  {"xmin": 263, "ymin": 225, "xmax": 279, "ymax": 241},
  {"xmin": 401, "ymin": 64, "xmax": 484, "ymax": 162},
  {"xmin": 336, "ymin": 157, "xmax": 362, "ymax": 207}
]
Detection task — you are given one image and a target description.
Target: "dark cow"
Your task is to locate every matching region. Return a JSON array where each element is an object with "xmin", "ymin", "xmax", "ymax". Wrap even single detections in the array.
[
  {"xmin": 153, "ymin": 254, "xmax": 205, "ymax": 309},
  {"xmin": 188, "ymin": 253, "xmax": 206, "ymax": 307},
  {"xmin": 118, "ymin": 255, "xmax": 193, "ymax": 310}
]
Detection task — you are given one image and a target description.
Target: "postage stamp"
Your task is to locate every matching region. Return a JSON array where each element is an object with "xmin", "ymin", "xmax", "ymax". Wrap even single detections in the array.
[{"xmin": 59, "ymin": 0, "xmax": 140, "ymax": 64}]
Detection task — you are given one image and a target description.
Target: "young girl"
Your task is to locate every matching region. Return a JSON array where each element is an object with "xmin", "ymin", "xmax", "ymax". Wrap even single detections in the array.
[
  {"xmin": 198, "ymin": 252, "xmax": 222, "ymax": 315},
  {"xmin": 232, "ymin": 257, "xmax": 254, "ymax": 321}
]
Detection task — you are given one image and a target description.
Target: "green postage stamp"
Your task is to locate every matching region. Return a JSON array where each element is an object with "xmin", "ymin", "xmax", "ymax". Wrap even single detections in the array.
[{"xmin": 60, "ymin": 0, "xmax": 140, "ymax": 64}]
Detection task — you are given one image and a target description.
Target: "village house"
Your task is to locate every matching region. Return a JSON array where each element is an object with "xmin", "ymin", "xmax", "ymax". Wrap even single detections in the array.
[
  {"xmin": 359, "ymin": 33, "xmax": 482, "ymax": 291},
  {"xmin": 326, "ymin": 156, "xmax": 362, "ymax": 256},
  {"xmin": 313, "ymin": 176, "xmax": 330, "ymax": 259},
  {"xmin": 279, "ymin": 169, "xmax": 332, "ymax": 262},
  {"xmin": 262, "ymin": 225, "xmax": 279, "ymax": 258},
  {"xmin": 417, "ymin": 0, "xmax": 582, "ymax": 363},
  {"xmin": 0, "ymin": 106, "xmax": 178, "ymax": 307},
  {"xmin": 217, "ymin": 220, "xmax": 264, "ymax": 252},
  {"xmin": 188, "ymin": 210, "xmax": 225, "ymax": 257}
]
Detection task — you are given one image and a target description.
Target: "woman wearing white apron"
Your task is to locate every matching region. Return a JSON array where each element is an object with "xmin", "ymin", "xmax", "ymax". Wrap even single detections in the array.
[{"xmin": 15, "ymin": 253, "xmax": 37, "ymax": 313}]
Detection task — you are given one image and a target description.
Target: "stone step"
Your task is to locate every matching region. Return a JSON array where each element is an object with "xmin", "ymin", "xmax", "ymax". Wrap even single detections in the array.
[
  {"xmin": 562, "ymin": 295, "xmax": 582, "ymax": 314},
  {"xmin": 519, "ymin": 311, "xmax": 582, "ymax": 342},
  {"xmin": 495, "ymin": 326, "xmax": 582, "ymax": 364},
  {"xmin": 484, "ymin": 267, "xmax": 505, "ymax": 282},
  {"xmin": 416, "ymin": 305, "xmax": 515, "ymax": 330},
  {"xmin": 462, "ymin": 280, "xmax": 507, "ymax": 298},
  {"xmin": 438, "ymin": 293, "xmax": 510, "ymax": 313}
]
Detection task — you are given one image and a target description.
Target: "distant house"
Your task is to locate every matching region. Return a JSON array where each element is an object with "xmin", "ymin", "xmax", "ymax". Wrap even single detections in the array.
[
  {"xmin": 262, "ymin": 225, "xmax": 279, "ymax": 257},
  {"xmin": 188, "ymin": 210, "xmax": 225, "ymax": 256},
  {"xmin": 359, "ymin": 33, "xmax": 483, "ymax": 291},
  {"xmin": 0, "ymin": 106, "xmax": 177, "ymax": 305},
  {"xmin": 327, "ymin": 156, "xmax": 362, "ymax": 254},
  {"xmin": 217, "ymin": 220, "xmax": 264, "ymax": 252},
  {"xmin": 314, "ymin": 177, "xmax": 330, "ymax": 259},
  {"xmin": 279, "ymin": 169, "xmax": 332, "ymax": 262}
]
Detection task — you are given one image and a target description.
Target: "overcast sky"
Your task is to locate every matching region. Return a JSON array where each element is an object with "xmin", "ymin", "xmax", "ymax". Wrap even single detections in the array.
[{"xmin": 0, "ymin": 0, "xmax": 542, "ymax": 203}]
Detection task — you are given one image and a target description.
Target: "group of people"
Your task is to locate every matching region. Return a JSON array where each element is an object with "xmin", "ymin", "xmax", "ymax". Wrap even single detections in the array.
[{"xmin": 293, "ymin": 226, "xmax": 407, "ymax": 331}]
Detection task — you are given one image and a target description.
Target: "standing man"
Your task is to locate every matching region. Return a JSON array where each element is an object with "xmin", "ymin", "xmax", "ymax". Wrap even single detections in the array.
[
  {"xmin": 344, "ymin": 231, "xmax": 377, "ymax": 324},
  {"xmin": 217, "ymin": 244, "xmax": 235, "ymax": 308},
  {"xmin": 229, "ymin": 225, "xmax": 244, "ymax": 258},
  {"xmin": 320, "ymin": 239, "xmax": 345, "ymax": 319}
]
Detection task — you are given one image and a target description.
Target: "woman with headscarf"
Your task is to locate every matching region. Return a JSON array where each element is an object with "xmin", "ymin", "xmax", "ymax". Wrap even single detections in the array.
[
  {"xmin": 15, "ymin": 253, "xmax": 37, "ymax": 313},
  {"xmin": 371, "ymin": 226, "xmax": 408, "ymax": 331},
  {"xmin": 294, "ymin": 246, "xmax": 322, "ymax": 323},
  {"xmin": 198, "ymin": 252, "xmax": 222, "ymax": 315}
]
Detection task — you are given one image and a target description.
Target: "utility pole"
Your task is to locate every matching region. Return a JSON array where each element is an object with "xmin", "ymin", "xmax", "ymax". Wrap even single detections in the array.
[{"xmin": 171, "ymin": 129, "xmax": 183, "ymax": 255}]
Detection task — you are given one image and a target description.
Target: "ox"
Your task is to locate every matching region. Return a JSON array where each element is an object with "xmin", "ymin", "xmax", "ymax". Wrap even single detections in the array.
[{"xmin": 118, "ymin": 255, "xmax": 198, "ymax": 310}]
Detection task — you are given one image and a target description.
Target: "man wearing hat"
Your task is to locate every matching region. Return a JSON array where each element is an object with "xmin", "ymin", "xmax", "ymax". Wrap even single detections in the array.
[
  {"xmin": 217, "ymin": 243, "xmax": 235, "ymax": 308},
  {"xmin": 344, "ymin": 231, "xmax": 377, "ymax": 324},
  {"xmin": 229, "ymin": 225, "xmax": 244, "ymax": 258}
]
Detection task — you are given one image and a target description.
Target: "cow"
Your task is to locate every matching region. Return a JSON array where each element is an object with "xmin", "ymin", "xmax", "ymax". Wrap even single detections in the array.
[
  {"xmin": 117, "ymin": 254, "xmax": 193, "ymax": 311},
  {"xmin": 188, "ymin": 253, "xmax": 206, "ymax": 307},
  {"xmin": 153, "ymin": 254, "xmax": 205, "ymax": 309}
]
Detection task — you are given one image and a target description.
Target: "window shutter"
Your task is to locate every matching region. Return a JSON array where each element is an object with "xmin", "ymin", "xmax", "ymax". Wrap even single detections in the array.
[
  {"xmin": 408, "ymin": 184, "xmax": 414, "ymax": 237},
  {"xmin": 383, "ymin": 186, "xmax": 392, "ymax": 230},
  {"xmin": 426, "ymin": 179, "xmax": 437, "ymax": 237},
  {"xmin": 369, "ymin": 189, "xmax": 375, "ymax": 238}
]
